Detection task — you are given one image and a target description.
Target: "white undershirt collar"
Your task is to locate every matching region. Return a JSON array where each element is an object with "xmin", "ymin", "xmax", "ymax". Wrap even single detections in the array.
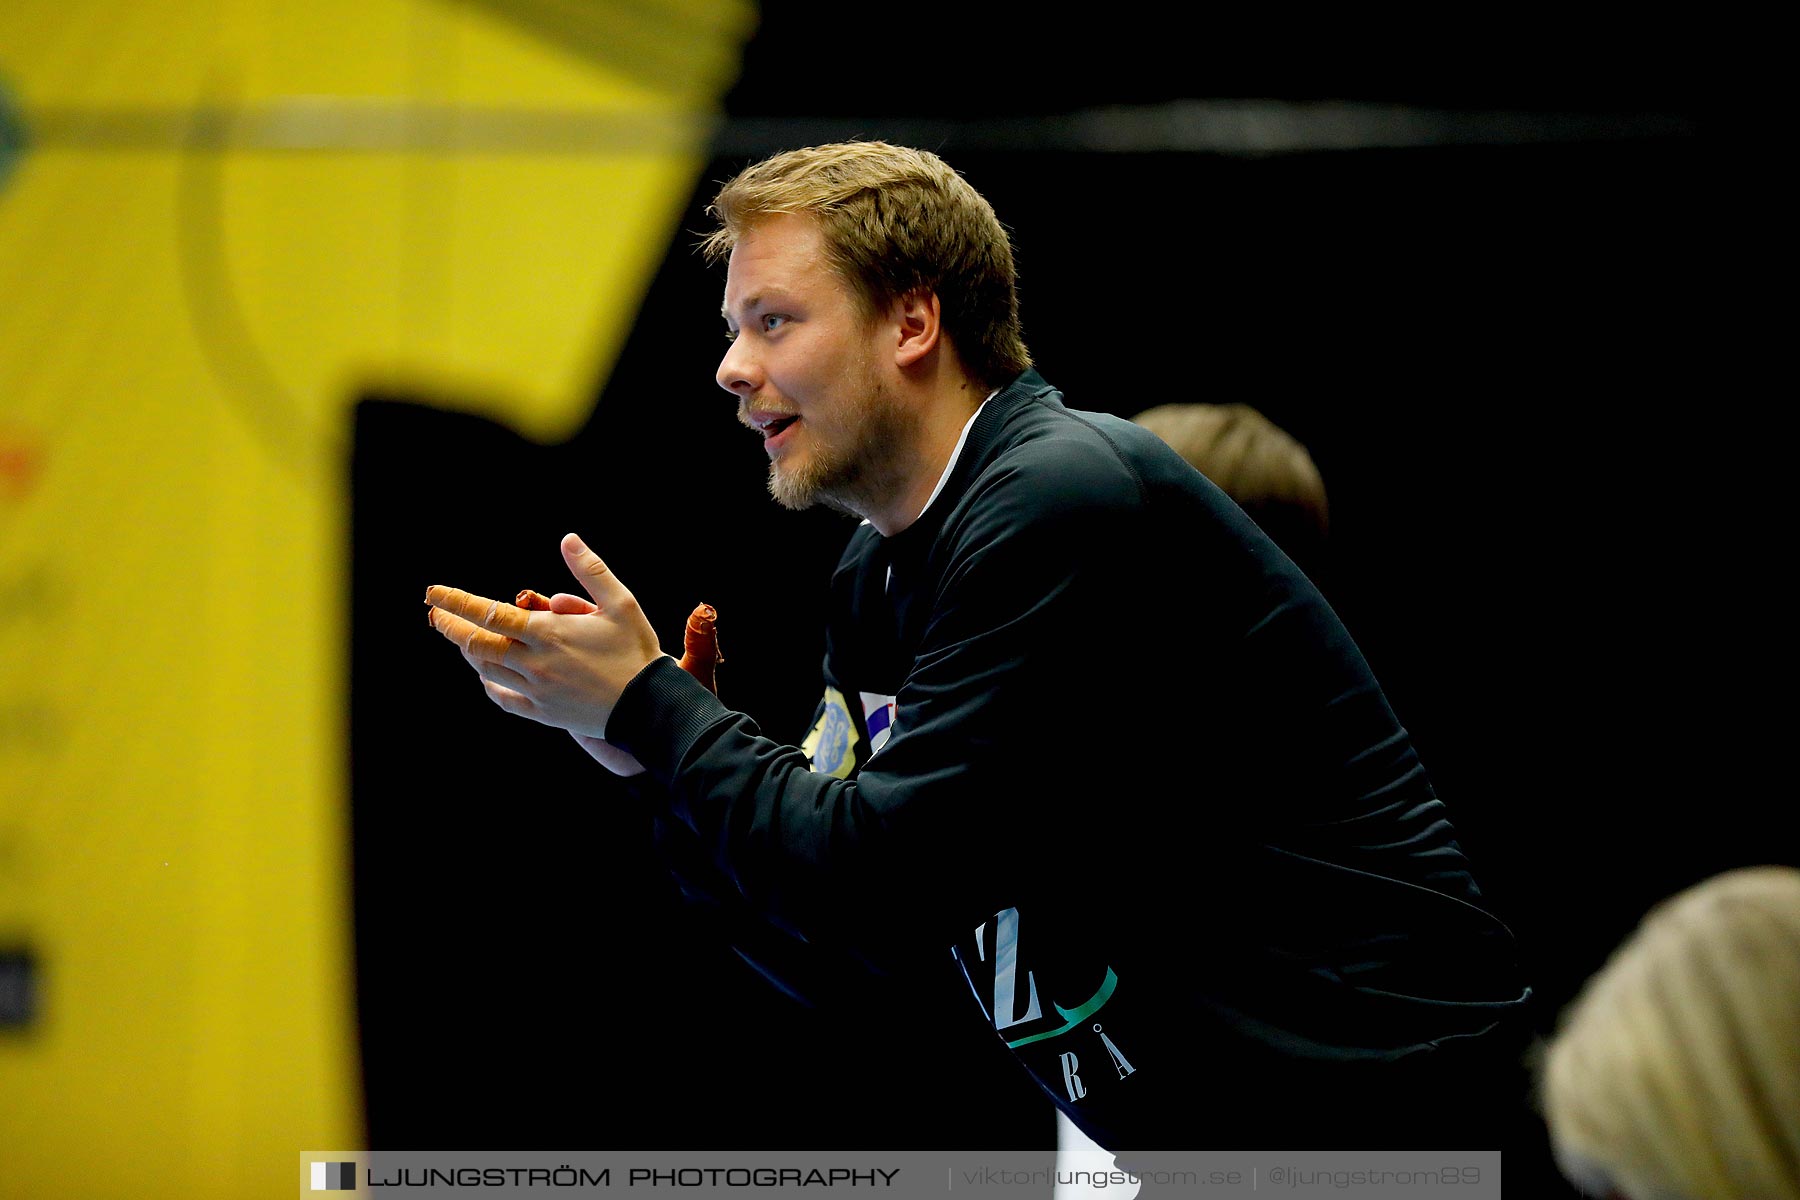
[
  {"xmin": 880, "ymin": 392, "xmax": 995, "ymax": 590},
  {"xmin": 916, "ymin": 391, "xmax": 997, "ymax": 522}
]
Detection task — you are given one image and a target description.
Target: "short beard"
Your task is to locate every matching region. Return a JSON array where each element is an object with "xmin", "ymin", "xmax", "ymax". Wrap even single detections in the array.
[{"xmin": 767, "ymin": 377, "xmax": 921, "ymax": 520}]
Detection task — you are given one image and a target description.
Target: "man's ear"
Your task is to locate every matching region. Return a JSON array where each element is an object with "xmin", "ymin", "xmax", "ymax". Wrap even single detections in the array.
[{"xmin": 893, "ymin": 289, "xmax": 942, "ymax": 368}]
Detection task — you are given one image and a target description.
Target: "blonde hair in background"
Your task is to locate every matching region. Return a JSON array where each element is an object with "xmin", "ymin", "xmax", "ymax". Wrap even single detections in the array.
[
  {"xmin": 1539, "ymin": 866, "xmax": 1800, "ymax": 1200},
  {"xmin": 1131, "ymin": 403, "xmax": 1329, "ymax": 555},
  {"xmin": 701, "ymin": 141, "xmax": 1031, "ymax": 390}
]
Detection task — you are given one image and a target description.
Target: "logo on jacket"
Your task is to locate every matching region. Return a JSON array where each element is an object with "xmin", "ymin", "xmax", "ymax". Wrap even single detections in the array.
[
  {"xmin": 802, "ymin": 686, "xmax": 855, "ymax": 778},
  {"xmin": 954, "ymin": 907, "xmax": 1140, "ymax": 1105},
  {"xmin": 859, "ymin": 691, "xmax": 897, "ymax": 755}
]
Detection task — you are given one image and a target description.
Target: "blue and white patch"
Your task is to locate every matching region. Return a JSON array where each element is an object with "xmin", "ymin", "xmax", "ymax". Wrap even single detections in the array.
[
  {"xmin": 801, "ymin": 686, "xmax": 856, "ymax": 778},
  {"xmin": 859, "ymin": 691, "xmax": 898, "ymax": 755}
]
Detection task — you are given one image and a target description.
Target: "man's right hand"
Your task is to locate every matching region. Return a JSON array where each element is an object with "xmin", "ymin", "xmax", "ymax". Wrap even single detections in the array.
[{"xmin": 538, "ymin": 591, "xmax": 648, "ymax": 778}]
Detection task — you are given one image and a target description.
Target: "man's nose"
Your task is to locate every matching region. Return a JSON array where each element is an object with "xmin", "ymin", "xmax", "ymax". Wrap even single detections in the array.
[{"xmin": 716, "ymin": 336, "xmax": 760, "ymax": 396}]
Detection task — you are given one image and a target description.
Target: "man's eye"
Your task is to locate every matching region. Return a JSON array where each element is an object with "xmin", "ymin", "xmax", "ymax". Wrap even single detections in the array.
[{"xmin": 762, "ymin": 314, "xmax": 788, "ymax": 331}]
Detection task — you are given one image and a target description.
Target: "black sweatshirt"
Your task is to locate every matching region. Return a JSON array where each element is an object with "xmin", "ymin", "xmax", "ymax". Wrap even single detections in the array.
[{"xmin": 610, "ymin": 370, "xmax": 1530, "ymax": 1149}]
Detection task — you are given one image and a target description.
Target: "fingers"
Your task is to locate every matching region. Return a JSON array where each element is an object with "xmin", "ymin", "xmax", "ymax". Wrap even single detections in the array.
[
  {"xmin": 561, "ymin": 532, "xmax": 631, "ymax": 608},
  {"xmin": 428, "ymin": 604, "xmax": 517, "ymax": 667},
  {"xmin": 436, "ymin": 614, "xmax": 538, "ymax": 718},
  {"xmin": 424, "ymin": 585, "xmax": 535, "ymax": 641},
  {"xmin": 462, "ymin": 643, "xmax": 532, "ymax": 692},
  {"xmin": 516, "ymin": 588, "xmax": 594, "ymax": 615},
  {"xmin": 481, "ymin": 677, "xmax": 536, "ymax": 717},
  {"xmin": 547, "ymin": 592, "xmax": 598, "ymax": 615}
]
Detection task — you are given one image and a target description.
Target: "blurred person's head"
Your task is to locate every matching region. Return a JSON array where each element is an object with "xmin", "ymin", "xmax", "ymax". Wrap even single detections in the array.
[
  {"xmin": 702, "ymin": 141, "xmax": 1031, "ymax": 392},
  {"xmin": 1538, "ymin": 866, "xmax": 1800, "ymax": 1200},
  {"xmin": 1129, "ymin": 403, "xmax": 1329, "ymax": 569}
]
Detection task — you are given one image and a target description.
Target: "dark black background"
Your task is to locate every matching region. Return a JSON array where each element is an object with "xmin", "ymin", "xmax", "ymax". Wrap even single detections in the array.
[{"xmin": 349, "ymin": 6, "xmax": 1750, "ymax": 1190}]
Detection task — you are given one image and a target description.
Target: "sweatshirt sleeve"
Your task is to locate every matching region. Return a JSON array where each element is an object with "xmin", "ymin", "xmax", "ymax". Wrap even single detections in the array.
[{"xmin": 603, "ymin": 441, "xmax": 1142, "ymax": 964}]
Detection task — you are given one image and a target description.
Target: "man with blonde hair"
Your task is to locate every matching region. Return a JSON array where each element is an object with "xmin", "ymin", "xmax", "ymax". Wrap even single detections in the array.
[
  {"xmin": 1541, "ymin": 866, "xmax": 1800, "ymax": 1199},
  {"xmin": 426, "ymin": 141, "xmax": 1529, "ymax": 1150}
]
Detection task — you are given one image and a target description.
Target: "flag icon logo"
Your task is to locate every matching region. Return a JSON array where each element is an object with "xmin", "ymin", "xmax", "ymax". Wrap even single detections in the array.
[
  {"xmin": 859, "ymin": 691, "xmax": 897, "ymax": 755},
  {"xmin": 311, "ymin": 1162, "xmax": 356, "ymax": 1191}
]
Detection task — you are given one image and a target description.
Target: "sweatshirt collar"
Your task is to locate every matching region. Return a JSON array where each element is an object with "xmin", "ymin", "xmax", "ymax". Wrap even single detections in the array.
[
  {"xmin": 915, "ymin": 390, "xmax": 997, "ymax": 522},
  {"xmin": 882, "ymin": 369, "xmax": 1054, "ymax": 553}
]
